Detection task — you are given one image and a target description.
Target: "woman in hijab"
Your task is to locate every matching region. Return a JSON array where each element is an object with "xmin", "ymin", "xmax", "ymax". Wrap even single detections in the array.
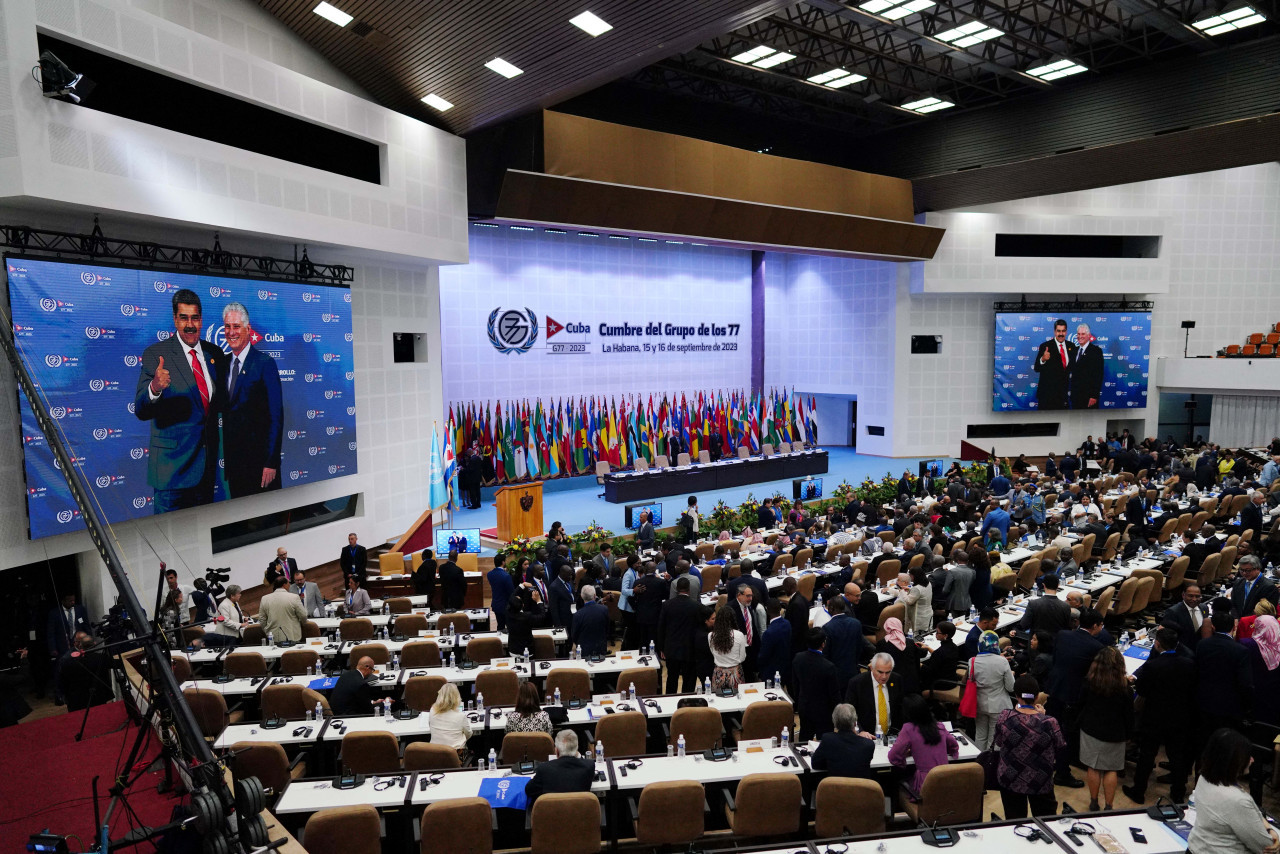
[
  {"xmin": 970, "ymin": 629, "xmax": 1014, "ymax": 750},
  {"xmin": 1240, "ymin": 614, "xmax": 1280, "ymax": 725},
  {"xmin": 874, "ymin": 616, "xmax": 922, "ymax": 694},
  {"xmin": 718, "ymin": 530, "xmax": 732, "ymax": 542}
]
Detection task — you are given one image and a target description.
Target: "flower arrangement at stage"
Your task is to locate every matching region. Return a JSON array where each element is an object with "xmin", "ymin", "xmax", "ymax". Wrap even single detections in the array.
[
  {"xmin": 707, "ymin": 499, "xmax": 737, "ymax": 533},
  {"xmin": 509, "ymin": 535, "xmax": 533, "ymax": 551},
  {"xmin": 831, "ymin": 480, "xmax": 857, "ymax": 506},
  {"xmin": 572, "ymin": 522, "xmax": 614, "ymax": 544}
]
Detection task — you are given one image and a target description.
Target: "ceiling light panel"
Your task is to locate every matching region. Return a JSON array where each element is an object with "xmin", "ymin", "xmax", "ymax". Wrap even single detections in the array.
[
  {"xmin": 1027, "ymin": 58, "xmax": 1088, "ymax": 80},
  {"xmin": 752, "ymin": 51, "xmax": 796, "ymax": 68},
  {"xmin": 1194, "ymin": 5, "xmax": 1266, "ymax": 33},
  {"xmin": 732, "ymin": 45, "xmax": 776, "ymax": 63},
  {"xmin": 421, "ymin": 93, "xmax": 453, "ymax": 111},
  {"xmin": 313, "ymin": 1, "xmax": 352, "ymax": 26},
  {"xmin": 807, "ymin": 68, "xmax": 868, "ymax": 89},
  {"xmin": 864, "ymin": 0, "xmax": 935, "ymax": 20},
  {"xmin": 902, "ymin": 96, "xmax": 954, "ymax": 114},
  {"xmin": 934, "ymin": 20, "xmax": 1005, "ymax": 47},
  {"xmin": 570, "ymin": 11, "xmax": 613, "ymax": 36},
  {"xmin": 485, "ymin": 57, "xmax": 524, "ymax": 78}
]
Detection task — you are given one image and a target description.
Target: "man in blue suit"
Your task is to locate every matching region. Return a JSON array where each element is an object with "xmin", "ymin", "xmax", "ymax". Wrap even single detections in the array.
[
  {"xmin": 570, "ymin": 586, "xmax": 610, "ymax": 657},
  {"xmin": 134, "ymin": 289, "xmax": 229, "ymax": 513},
  {"xmin": 821, "ymin": 597, "xmax": 872, "ymax": 692},
  {"xmin": 1045, "ymin": 608, "xmax": 1106, "ymax": 788},
  {"xmin": 221, "ymin": 302, "xmax": 283, "ymax": 498},
  {"xmin": 757, "ymin": 598, "xmax": 792, "ymax": 685},
  {"xmin": 488, "ymin": 552, "xmax": 515, "ymax": 631}
]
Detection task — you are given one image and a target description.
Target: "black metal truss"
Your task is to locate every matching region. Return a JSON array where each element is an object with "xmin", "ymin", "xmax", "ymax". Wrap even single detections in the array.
[{"xmin": 0, "ymin": 221, "xmax": 353, "ymax": 284}]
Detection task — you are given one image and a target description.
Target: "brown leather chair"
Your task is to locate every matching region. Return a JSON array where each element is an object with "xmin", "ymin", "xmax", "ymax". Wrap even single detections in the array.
[
  {"xmin": 875, "ymin": 603, "xmax": 906, "ymax": 645},
  {"xmin": 530, "ymin": 635, "xmax": 556, "ymax": 660},
  {"xmin": 436, "ymin": 613, "xmax": 471, "ymax": 634},
  {"xmin": 530, "ymin": 792, "xmax": 600, "ymax": 854},
  {"xmin": 793, "ymin": 548, "xmax": 814, "ymax": 569},
  {"xmin": 1164, "ymin": 555, "xmax": 1190, "ymax": 598},
  {"xmin": 466, "ymin": 636, "xmax": 504, "ymax": 664},
  {"xmin": 401, "ymin": 640, "xmax": 442, "ymax": 668},
  {"xmin": 700, "ymin": 564, "xmax": 723, "ymax": 592},
  {"xmin": 386, "ymin": 597, "xmax": 413, "ymax": 614},
  {"xmin": 877, "ymin": 559, "xmax": 902, "ymax": 586},
  {"xmin": 738, "ymin": 700, "xmax": 794, "ymax": 743},
  {"xmin": 475, "ymin": 669, "xmax": 519, "ymax": 706},
  {"xmin": 225, "ymin": 650, "xmax": 267, "ymax": 678},
  {"xmin": 421, "ymin": 798, "xmax": 492, "ymax": 854},
  {"xmin": 241, "ymin": 625, "xmax": 265, "ymax": 646},
  {"xmin": 170, "ymin": 655, "xmax": 193, "ymax": 684},
  {"xmin": 339, "ymin": 618, "xmax": 375, "ymax": 640},
  {"xmin": 184, "ymin": 688, "xmax": 232, "ymax": 739},
  {"xmin": 500, "ymin": 731, "xmax": 555, "ymax": 765},
  {"xmin": 229, "ymin": 740, "xmax": 306, "ymax": 796},
  {"xmin": 260, "ymin": 683, "xmax": 331, "ymax": 719},
  {"xmin": 303, "ymin": 620, "xmax": 322, "ymax": 639},
  {"xmin": 615, "ymin": 667, "xmax": 659, "ymax": 697},
  {"xmin": 394, "ymin": 614, "xmax": 429, "ymax": 637},
  {"xmin": 404, "ymin": 675, "xmax": 447, "ymax": 712},
  {"xmin": 900, "ymin": 763, "xmax": 984, "ymax": 825},
  {"xmin": 545, "ymin": 668, "xmax": 590, "ymax": 702},
  {"xmin": 279, "ymin": 648, "xmax": 319, "ymax": 675},
  {"xmin": 182, "ymin": 626, "xmax": 206, "ymax": 646},
  {"xmin": 594, "ymin": 711, "xmax": 646, "ymax": 757},
  {"xmin": 797, "ymin": 573, "xmax": 818, "ymax": 601},
  {"xmin": 303, "ymin": 804, "xmax": 381, "ymax": 854},
  {"xmin": 814, "ymin": 777, "xmax": 885, "ymax": 837},
  {"xmin": 635, "ymin": 780, "xmax": 704, "ymax": 847},
  {"xmin": 404, "ymin": 742, "xmax": 462, "ymax": 772},
  {"xmin": 348, "ymin": 643, "xmax": 390, "ymax": 667},
  {"xmin": 724, "ymin": 773, "xmax": 801, "ymax": 837},
  {"xmin": 669, "ymin": 706, "xmax": 721, "ymax": 751},
  {"xmin": 341, "ymin": 731, "xmax": 401, "ymax": 774}
]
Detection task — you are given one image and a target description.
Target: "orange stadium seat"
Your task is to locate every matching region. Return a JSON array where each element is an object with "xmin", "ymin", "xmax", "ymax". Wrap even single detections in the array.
[
  {"xmin": 1243, "ymin": 344, "xmax": 1257, "ymax": 356},
  {"xmin": 1267, "ymin": 333, "xmax": 1279, "ymax": 345},
  {"xmin": 1225, "ymin": 345, "xmax": 1241, "ymax": 356},
  {"xmin": 1262, "ymin": 344, "xmax": 1275, "ymax": 356},
  {"xmin": 1248, "ymin": 333, "xmax": 1265, "ymax": 345}
]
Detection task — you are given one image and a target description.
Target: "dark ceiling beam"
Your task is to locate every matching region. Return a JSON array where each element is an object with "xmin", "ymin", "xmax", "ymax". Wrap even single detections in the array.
[{"xmin": 1108, "ymin": 0, "xmax": 1217, "ymax": 49}]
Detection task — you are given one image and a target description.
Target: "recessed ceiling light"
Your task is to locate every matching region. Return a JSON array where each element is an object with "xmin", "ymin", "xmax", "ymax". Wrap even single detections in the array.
[
  {"xmin": 421, "ymin": 93, "xmax": 453, "ymax": 111},
  {"xmin": 1194, "ymin": 5, "xmax": 1266, "ymax": 34},
  {"xmin": 1026, "ymin": 58, "xmax": 1088, "ymax": 80},
  {"xmin": 902, "ymin": 96, "xmax": 955, "ymax": 114},
  {"xmin": 934, "ymin": 20, "xmax": 1005, "ymax": 48},
  {"xmin": 570, "ymin": 11, "xmax": 613, "ymax": 36},
  {"xmin": 313, "ymin": 1, "xmax": 352, "ymax": 27},
  {"xmin": 752, "ymin": 51, "xmax": 796, "ymax": 69},
  {"xmin": 484, "ymin": 57, "xmax": 523, "ymax": 79},
  {"xmin": 732, "ymin": 45, "xmax": 776, "ymax": 63},
  {"xmin": 807, "ymin": 68, "xmax": 868, "ymax": 89},
  {"xmin": 861, "ymin": 0, "xmax": 935, "ymax": 20}
]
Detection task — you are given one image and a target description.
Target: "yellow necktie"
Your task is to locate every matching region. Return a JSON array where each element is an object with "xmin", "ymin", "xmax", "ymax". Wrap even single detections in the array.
[{"xmin": 877, "ymin": 684, "xmax": 889, "ymax": 731}]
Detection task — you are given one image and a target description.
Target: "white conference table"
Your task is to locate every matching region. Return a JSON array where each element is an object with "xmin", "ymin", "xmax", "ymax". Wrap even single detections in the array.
[
  {"xmin": 410, "ymin": 763, "xmax": 613, "ymax": 806},
  {"xmin": 275, "ymin": 773, "xmax": 418, "ymax": 815},
  {"xmin": 607, "ymin": 744, "xmax": 805, "ymax": 791},
  {"xmin": 397, "ymin": 651, "xmax": 661, "ymax": 688},
  {"xmin": 1041, "ymin": 810, "xmax": 1191, "ymax": 853}
]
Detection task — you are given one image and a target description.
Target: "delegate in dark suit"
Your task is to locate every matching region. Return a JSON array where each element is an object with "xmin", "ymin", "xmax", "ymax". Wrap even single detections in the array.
[
  {"xmin": 1031, "ymin": 328, "xmax": 1076, "ymax": 411},
  {"xmin": 330, "ymin": 668, "xmax": 373, "ymax": 715},
  {"xmin": 1231, "ymin": 573, "xmax": 1279, "ymax": 619},
  {"xmin": 488, "ymin": 566, "xmax": 515, "ymax": 631},
  {"xmin": 846, "ymin": 671, "xmax": 903, "ymax": 732},
  {"xmin": 525, "ymin": 755, "xmax": 595, "ymax": 806},
  {"xmin": 570, "ymin": 600, "xmax": 610, "ymax": 657},
  {"xmin": 758, "ymin": 617, "xmax": 792, "ymax": 685},
  {"xmin": 790, "ymin": 649, "xmax": 844, "ymax": 739},
  {"xmin": 46, "ymin": 602, "xmax": 90, "ymax": 657},
  {"xmin": 785, "ymin": 591, "xmax": 810, "ymax": 655},
  {"xmin": 1070, "ymin": 337, "xmax": 1104, "ymax": 409},
  {"xmin": 1130, "ymin": 646, "xmax": 1196, "ymax": 802},
  {"xmin": 657, "ymin": 591, "xmax": 702, "ymax": 693},
  {"xmin": 1240, "ymin": 501, "xmax": 1265, "ymax": 536},
  {"xmin": 1195, "ymin": 630, "xmax": 1253, "ymax": 732},
  {"xmin": 1018, "ymin": 595, "xmax": 1072, "ymax": 636},
  {"xmin": 810, "ymin": 729, "xmax": 875, "ymax": 778},
  {"xmin": 438, "ymin": 560, "xmax": 467, "ymax": 610},
  {"xmin": 265, "ymin": 556, "xmax": 299, "ymax": 586},
  {"xmin": 823, "ymin": 611, "xmax": 870, "ymax": 688},
  {"xmin": 547, "ymin": 576, "xmax": 576, "ymax": 629},
  {"xmin": 340, "ymin": 540, "xmax": 368, "ymax": 582},
  {"xmin": 1160, "ymin": 601, "xmax": 1208, "ymax": 650},
  {"xmin": 222, "ymin": 339, "xmax": 283, "ymax": 498},
  {"xmin": 134, "ymin": 294, "xmax": 229, "ymax": 512}
]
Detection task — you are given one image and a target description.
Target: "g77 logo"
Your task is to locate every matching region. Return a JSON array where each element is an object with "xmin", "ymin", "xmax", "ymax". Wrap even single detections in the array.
[{"xmin": 488, "ymin": 307, "xmax": 538, "ymax": 354}]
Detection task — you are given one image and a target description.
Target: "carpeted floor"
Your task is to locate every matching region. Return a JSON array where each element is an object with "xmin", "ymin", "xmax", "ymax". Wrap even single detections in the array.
[
  {"xmin": 0, "ymin": 701, "xmax": 182, "ymax": 854},
  {"xmin": 452, "ymin": 447, "xmax": 949, "ymax": 547}
]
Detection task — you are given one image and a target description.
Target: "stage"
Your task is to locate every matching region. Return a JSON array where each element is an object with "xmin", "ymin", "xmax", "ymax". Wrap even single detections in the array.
[
  {"xmin": 453, "ymin": 447, "xmax": 951, "ymax": 547},
  {"xmin": 0, "ymin": 701, "xmax": 179, "ymax": 854}
]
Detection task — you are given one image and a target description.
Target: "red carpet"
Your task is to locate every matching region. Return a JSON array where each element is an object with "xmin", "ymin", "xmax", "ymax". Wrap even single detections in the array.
[{"xmin": 0, "ymin": 702, "xmax": 181, "ymax": 853}]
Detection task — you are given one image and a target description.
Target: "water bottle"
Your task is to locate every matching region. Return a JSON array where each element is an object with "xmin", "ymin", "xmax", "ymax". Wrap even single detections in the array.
[
  {"xmin": 906, "ymin": 628, "xmax": 914, "ymax": 642},
  {"xmin": 449, "ymin": 652, "xmax": 456, "ymax": 668},
  {"xmin": 335, "ymin": 627, "xmax": 342, "ymax": 643},
  {"xmin": 488, "ymin": 748, "xmax": 497, "ymax": 771},
  {"xmin": 595, "ymin": 740, "xmax": 605, "ymax": 762},
  {"xmin": 629, "ymin": 682, "xmax": 636, "ymax": 701},
  {"xmin": 1078, "ymin": 567, "xmax": 1085, "ymax": 583},
  {"xmin": 554, "ymin": 687, "xmax": 562, "ymax": 706},
  {"xmin": 875, "ymin": 723, "xmax": 885, "ymax": 745},
  {"xmin": 575, "ymin": 644, "xmax": 582, "ymax": 660},
  {"xmin": 1187, "ymin": 789, "xmax": 1196, "ymax": 810},
  {"xmin": 264, "ymin": 631, "xmax": 272, "ymax": 647},
  {"xmin": 392, "ymin": 652, "xmax": 400, "ymax": 671},
  {"xmin": 704, "ymin": 677, "xmax": 712, "ymax": 694},
  {"xmin": 1120, "ymin": 631, "xmax": 1130, "ymax": 651},
  {"xmin": 315, "ymin": 701, "xmax": 323, "ymax": 720},
  {"xmin": 649, "ymin": 640, "xmax": 656, "ymax": 656},
  {"xmin": 781, "ymin": 726, "xmax": 790, "ymax": 748},
  {"xmin": 968, "ymin": 606, "xmax": 976, "ymax": 622},
  {"xmin": 677, "ymin": 734, "xmax": 686, "ymax": 757},
  {"xmin": 815, "ymin": 592, "xmax": 823, "ymax": 608},
  {"xmin": 476, "ymin": 692, "xmax": 485, "ymax": 715},
  {"xmin": 383, "ymin": 698, "xmax": 392, "ymax": 716}
]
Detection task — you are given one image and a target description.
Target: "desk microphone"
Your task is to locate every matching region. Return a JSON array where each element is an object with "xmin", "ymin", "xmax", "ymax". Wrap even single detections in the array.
[{"xmin": 921, "ymin": 810, "xmax": 957, "ymax": 847}]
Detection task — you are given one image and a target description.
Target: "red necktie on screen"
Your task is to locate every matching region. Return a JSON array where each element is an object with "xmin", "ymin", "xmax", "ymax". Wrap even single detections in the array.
[
  {"xmin": 743, "ymin": 606, "xmax": 752, "ymax": 644},
  {"xmin": 1058, "ymin": 343, "xmax": 1067, "ymax": 367},
  {"xmin": 189, "ymin": 348, "xmax": 209, "ymax": 412}
]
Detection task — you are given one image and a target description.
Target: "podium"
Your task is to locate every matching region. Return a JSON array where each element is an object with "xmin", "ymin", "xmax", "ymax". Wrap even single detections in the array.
[{"xmin": 495, "ymin": 482, "xmax": 543, "ymax": 542}]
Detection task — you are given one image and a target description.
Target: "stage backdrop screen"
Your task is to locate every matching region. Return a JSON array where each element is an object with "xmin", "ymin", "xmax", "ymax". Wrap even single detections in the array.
[
  {"xmin": 7, "ymin": 256, "xmax": 357, "ymax": 539},
  {"xmin": 993, "ymin": 311, "xmax": 1151, "ymax": 412}
]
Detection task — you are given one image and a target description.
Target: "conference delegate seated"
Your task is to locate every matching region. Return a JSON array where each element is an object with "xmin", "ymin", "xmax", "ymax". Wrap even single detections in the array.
[
  {"xmin": 525, "ymin": 729, "xmax": 595, "ymax": 807},
  {"xmin": 810, "ymin": 703, "xmax": 875, "ymax": 779},
  {"xmin": 330, "ymin": 656, "xmax": 377, "ymax": 716},
  {"xmin": 846, "ymin": 652, "xmax": 903, "ymax": 734}
]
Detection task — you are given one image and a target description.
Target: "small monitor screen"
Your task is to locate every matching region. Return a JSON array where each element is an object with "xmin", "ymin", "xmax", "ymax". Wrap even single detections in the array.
[
  {"xmin": 922, "ymin": 459, "xmax": 944, "ymax": 478},
  {"xmin": 793, "ymin": 478, "xmax": 822, "ymax": 500},
  {"xmin": 625, "ymin": 502, "xmax": 662, "ymax": 529},
  {"xmin": 438, "ymin": 528, "xmax": 480, "ymax": 554}
]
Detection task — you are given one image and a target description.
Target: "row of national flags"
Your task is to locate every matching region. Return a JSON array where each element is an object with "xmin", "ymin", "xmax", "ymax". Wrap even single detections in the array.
[{"xmin": 445, "ymin": 389, "xmax": 817, "ymax": 485}]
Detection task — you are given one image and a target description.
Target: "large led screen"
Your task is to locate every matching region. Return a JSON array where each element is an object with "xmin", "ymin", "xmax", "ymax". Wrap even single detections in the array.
[
  {"xmin": 7, "ymin": 257, "xmax": 357, "ymax": 538},
  {"xmin": 994, "ymin": 311, "xmax": 1151, "ymax": 412}
]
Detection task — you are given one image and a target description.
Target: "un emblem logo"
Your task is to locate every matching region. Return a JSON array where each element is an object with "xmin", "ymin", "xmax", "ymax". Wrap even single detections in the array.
[{"xmin": 488, "ymin": 307, "xmax": 538, "ymax": 354}]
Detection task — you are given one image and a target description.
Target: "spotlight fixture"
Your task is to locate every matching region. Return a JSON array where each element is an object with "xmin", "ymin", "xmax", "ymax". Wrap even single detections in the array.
[{"xmin": 35, "ymin": 51, "xmax": 94, "ymax": 104}]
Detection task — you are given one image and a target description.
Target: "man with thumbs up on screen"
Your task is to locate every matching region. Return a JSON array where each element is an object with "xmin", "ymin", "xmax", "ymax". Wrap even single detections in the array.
[{"xmin": 134, "ymin": 289, "xmax": 229, "ymax": 513}]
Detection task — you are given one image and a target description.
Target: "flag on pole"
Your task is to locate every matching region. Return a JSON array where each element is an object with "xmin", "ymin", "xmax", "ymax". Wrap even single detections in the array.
[
  {"xmin": 443, "ymin": 430, "xmax": 459, "ymax": 511},
  {"xmin": 428, "ymin": 425, "xmax": 448, "ymax": 510}
]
